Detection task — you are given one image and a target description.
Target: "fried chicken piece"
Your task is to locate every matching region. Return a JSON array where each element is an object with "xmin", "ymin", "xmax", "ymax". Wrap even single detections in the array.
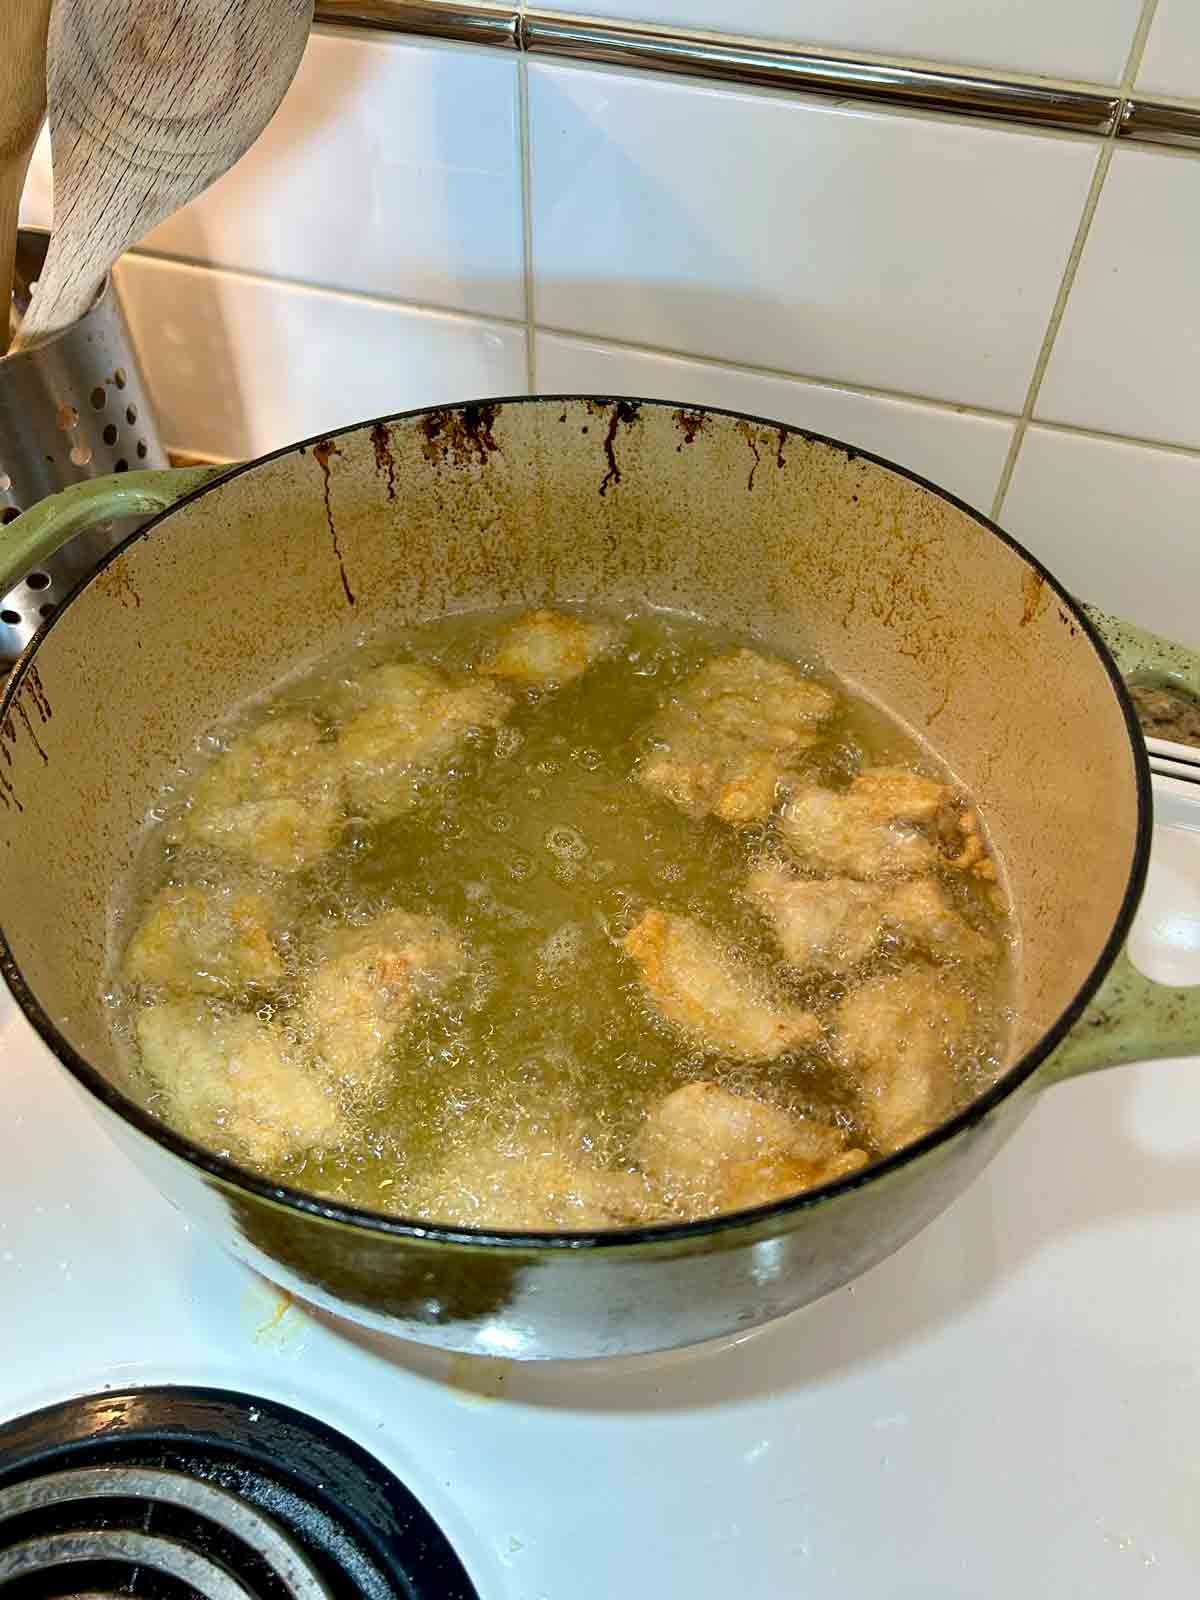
[
  {"xmin": 136, "ymin": 1000, "xmax": 342, "ymax": 1167},
  {"xmin": 835, "ymin": 969, "xmax": 973, "ymax": 1151},
  {"xmin": 408, "ymin": 1141, "xmax": 656, "ymax": 1231},
  {"xmin": 746, "ymin": 866, "xmax": 885, "ymax": 973},
  {"xmin": 123, "ymin": 881, "xmax": 286, "ymax": 996},
  {"xmin": 778, "ymin": 765, "xmax": 952, "ymax": 879},
  {"xmin": 636, "ymin": 1082, "xmax": 867, "ymax": 1217},
  {"xmin": 942, "ymin": 805, "xmax": 998, "ymax": 880},
  {"xmin": 333, "ymin": 662, "xmax": 512, "ymax": 821},
  {"xmin": 623, "ymin": 909, "xmax": 820, "ymax": 1061},
  {"xmin": 301, "ymin": 910, "xmax": 463, "ymax": 1086},
  {"xmin": 182, "ymin": 715, "xmax": 343, "ymax": 872},
  {"xmin": 640, "ymin": 749, "xmax": 785, "ymax": 828},
  {"xmin": 190, "ymin": 716, "xmax": 331, "ymax": 810},
  {"xmin": 718, "ymin": 1150, "xmax": 870, "ymax": 1210},
  {"xmin": 637, "ymin": 649, "xmax": 838, "ymax": 825},
  {"xmin": 747, "ymin": 866, "xmax": 997, "ymax": 972},
  {"xmin": 479, "ymin": 608, "xmax": 620, "ymax": 687},
  {"xmin": 688, "ymin": 651, "xmax": 838, "ymax": 744},
  {"xmin": 186, "ymin": 795, "xmax": 343, "ymax": 874},
  {"xmin": 883, "ymin": 877, "xmax": 997, "ymax": 962}
]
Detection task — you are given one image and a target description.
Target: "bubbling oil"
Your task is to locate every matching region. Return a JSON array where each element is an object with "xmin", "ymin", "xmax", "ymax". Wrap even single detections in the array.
[{"xmin": 107, "ymin": 606, "xmax": 1014, "ymax": 1227}]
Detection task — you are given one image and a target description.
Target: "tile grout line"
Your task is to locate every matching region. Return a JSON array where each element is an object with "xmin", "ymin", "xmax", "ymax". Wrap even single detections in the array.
[
  {"xmin": 121, "ymin": 246, "xmax": 533, "ymax": 330},
  {"xmin": 989, "ymin": 0, "xmax": 1161, "ymax": 521},
  {"xmin": 535, "ymin": 320, "xmax": 1200, "ymax": 455},
  {"xmin": 516, "ymin": 46, "xmax": 538, "ymax": 392},
  {"xmin": 532, "ymin": 323, "xmax": 1021, "ymax": 417},
  {"xmin": 985, "ymin": 143, "xmax": 1115, "ymax": 520},
  {"xmin": 125, "ymin": 242, "xmax": 1200, "ymax": 458},
  {"xmin": 1033, "ymin": 417, "xmax": 1200, "ymax": 459}
]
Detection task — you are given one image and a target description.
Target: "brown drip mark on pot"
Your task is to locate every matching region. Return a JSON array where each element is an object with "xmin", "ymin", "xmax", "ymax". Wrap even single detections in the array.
[
  {"xmin": 1056, "ymin": 606, "xmax": 1079, "ymax": 637},
  {"xmin": 25, "ymin": 666, "xmax": 52, "ymax": 722},
  {"xmin": 370, "ymin": 422, "xmax": 397, "ymax": 501},
  {"xmin": 419, "ymin": 403, "xmax": 502, "ymax": 469},
  {"xmin": 736, "ymin": 421, "xmax": 763, "ymax": 491},
  {"xmin": 673, "ymin": 409, "xmax": 705, "ymax": 449},
  {"xmin": 925, "ymin": 671, "xmax": 955, "ymax": 727},
  {"xmin": 312, "ymin": 440, "xmax": 356, "ymax": 608},
  {"xmin": 587, "ymin": 399, "xmax": 641, "ymax": 497},
  {"xmin": 12, "ymin": 699, "xmax": 46, "ymax": 764},
  {"xmin": 0, "ymin": 722, "xmax": 20, "ymax": 811},
  {"xmin": 873, "ymin": 534, "xmax": 941, "ymax": 633},
  {"xmin": 1020, "ymin": 569, "xmax": 1047, "ymax": 628},
  {"xmin": 96, "ymin": 564, "xmax": 141, "ymax": 611}
]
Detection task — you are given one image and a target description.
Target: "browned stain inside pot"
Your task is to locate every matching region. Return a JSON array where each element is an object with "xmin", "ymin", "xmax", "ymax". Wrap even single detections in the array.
[
  {"xmin": 312, "ymin": 439, "xmax": 356, "ymax": 608},
  {"xmin": 94, "ymin": 564, "xmax": 142, "ymax": 612},
  {"xmin": 369, "ymin": 421, "xmax": 397, "ymax": 501},
  {"xmin": 588, "ymin": 398, "xmax": 641, "ymax": 496},
  {"xmin": 0, "ymin": 719, "xmax": 21, "ymax": 810},
  {"xmin": 673, "ymin": 408, "xmax": 705, "ymax": 448},
  {"xmin": 25, "ymin": 667, "xmax": 51, "ymax": 722},
  {"xmin": 419, "ymin": 403, "xmax": 502, "ymax": 468},
  {"xmin": 12, "ymin": 700, "xmax": 46, "ymax": 763},
  {"xmin": 735, "ymin": 420, "xmax": 764, "ymax": 491},
  {"xmin": 1020, "ymin": 568, "xmax": 1046, "ymax": 627}
]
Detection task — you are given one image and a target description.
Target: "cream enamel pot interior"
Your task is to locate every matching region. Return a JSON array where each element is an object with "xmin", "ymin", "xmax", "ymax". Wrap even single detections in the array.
[{"xmin": 3, "ymin": 395, "xmax": 1200, "ymax": 1361}]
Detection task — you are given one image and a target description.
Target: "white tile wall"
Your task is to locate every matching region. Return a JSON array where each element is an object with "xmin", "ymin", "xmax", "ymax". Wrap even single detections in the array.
[
  {"xmin": 22, "ymin": 28, "xmax": 526, "ymax": 322},
  {"xmin": 115, "ymin": 256, "xmax": 527, "ymax": 461},
  {"xmin": 1136, "ymin": 0, "xmax": 1200, "ymax": 102},
  {"xmin": 528, "ymin": 65, "xmax": 1096, "ymax": 411},
  {"xmin": 541, "ymin": 0, "xmax": 1143, "ymax": 84},
  {"xmin": 15, "ymin": 14, "xmax": 1200, "ymax": 656},
  {"xmin": 1001, "ymin": 427, "xmax": 1200, "ymax": 647},
  {"xmin": 1035, "ymin": 147, "xmax": 1200, "ymax": 450},
  {"xmin": 536, "ymin": 332, "xmax": 1014, "ymax": 512}
]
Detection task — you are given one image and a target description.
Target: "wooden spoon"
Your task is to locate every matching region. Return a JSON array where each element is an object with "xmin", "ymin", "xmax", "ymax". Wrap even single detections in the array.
[
  {"xmin": 0, "ymin": 1, "xmax": 53, "ymax": 355},
  {"xmin": 11, "ymin": 0, "xmax": 313, "ymax": 353}
]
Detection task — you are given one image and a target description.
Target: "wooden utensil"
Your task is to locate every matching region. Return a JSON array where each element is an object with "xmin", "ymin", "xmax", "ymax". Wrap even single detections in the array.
[
  {"xmin": 0, "ymin": 1, "xmax": 53, "ymax": 356},
  {"xmin": 10, "ymin": 0, "xmax": 313, "ymax": 353}
]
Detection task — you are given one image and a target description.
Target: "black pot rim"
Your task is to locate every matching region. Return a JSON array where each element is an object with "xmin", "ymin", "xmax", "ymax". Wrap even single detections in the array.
[{"xmin": 0, "ymin": 393, "xmax": 1154, "ymax": 1254}]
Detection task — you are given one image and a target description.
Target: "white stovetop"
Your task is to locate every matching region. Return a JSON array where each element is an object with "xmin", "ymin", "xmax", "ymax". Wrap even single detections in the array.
[{"xmin": 4, "ymin": 791, "xmax": 1200, "ymax": 1598}]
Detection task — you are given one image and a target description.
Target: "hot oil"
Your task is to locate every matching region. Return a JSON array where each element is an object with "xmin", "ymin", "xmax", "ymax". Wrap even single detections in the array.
[{"xmin": 109, "ymin": 606, "xmax": 1015, "ymax": 1225}]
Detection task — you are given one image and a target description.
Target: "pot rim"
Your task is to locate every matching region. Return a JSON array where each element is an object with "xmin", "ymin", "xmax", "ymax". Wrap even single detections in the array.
[{"xmin": 0, "ymin": 393, "xmax": 1154, "ymax": 1253}]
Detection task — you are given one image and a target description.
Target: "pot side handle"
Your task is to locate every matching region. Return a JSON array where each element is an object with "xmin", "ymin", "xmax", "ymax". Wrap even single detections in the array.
[
  {"xmin": 1045, "ymin": 605, "xmax": 1200, "ymax": 1084},
  {"xmin": 1041, "ymin": 950, "xmax": 1200, "ymax": 1084},
  {"xmin": 1085, "ymin": 604, "xmax": 1200, "ymax": 698},
  {"xmin": 0, "ymin": 466, "xmax": 231, "ymax": 596}
]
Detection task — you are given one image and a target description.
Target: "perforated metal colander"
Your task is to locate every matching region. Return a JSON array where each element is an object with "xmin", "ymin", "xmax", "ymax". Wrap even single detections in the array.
[{"xmin": 0, "ymin": 227, "xmax": 168, "ymax": 661}]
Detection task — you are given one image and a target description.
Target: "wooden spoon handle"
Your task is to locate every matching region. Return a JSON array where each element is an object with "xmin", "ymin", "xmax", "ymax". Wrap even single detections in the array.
[
  {"xmin": 13, "ymin": 0, "xmax": 312, "ymax": 351},
  {"xmin": 10, "ymin": 225, "xmax": 90, "ymax": 347},
  {"xmin": 0, "ymin": 0, "xmax": 53, "ymax": 353}
]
